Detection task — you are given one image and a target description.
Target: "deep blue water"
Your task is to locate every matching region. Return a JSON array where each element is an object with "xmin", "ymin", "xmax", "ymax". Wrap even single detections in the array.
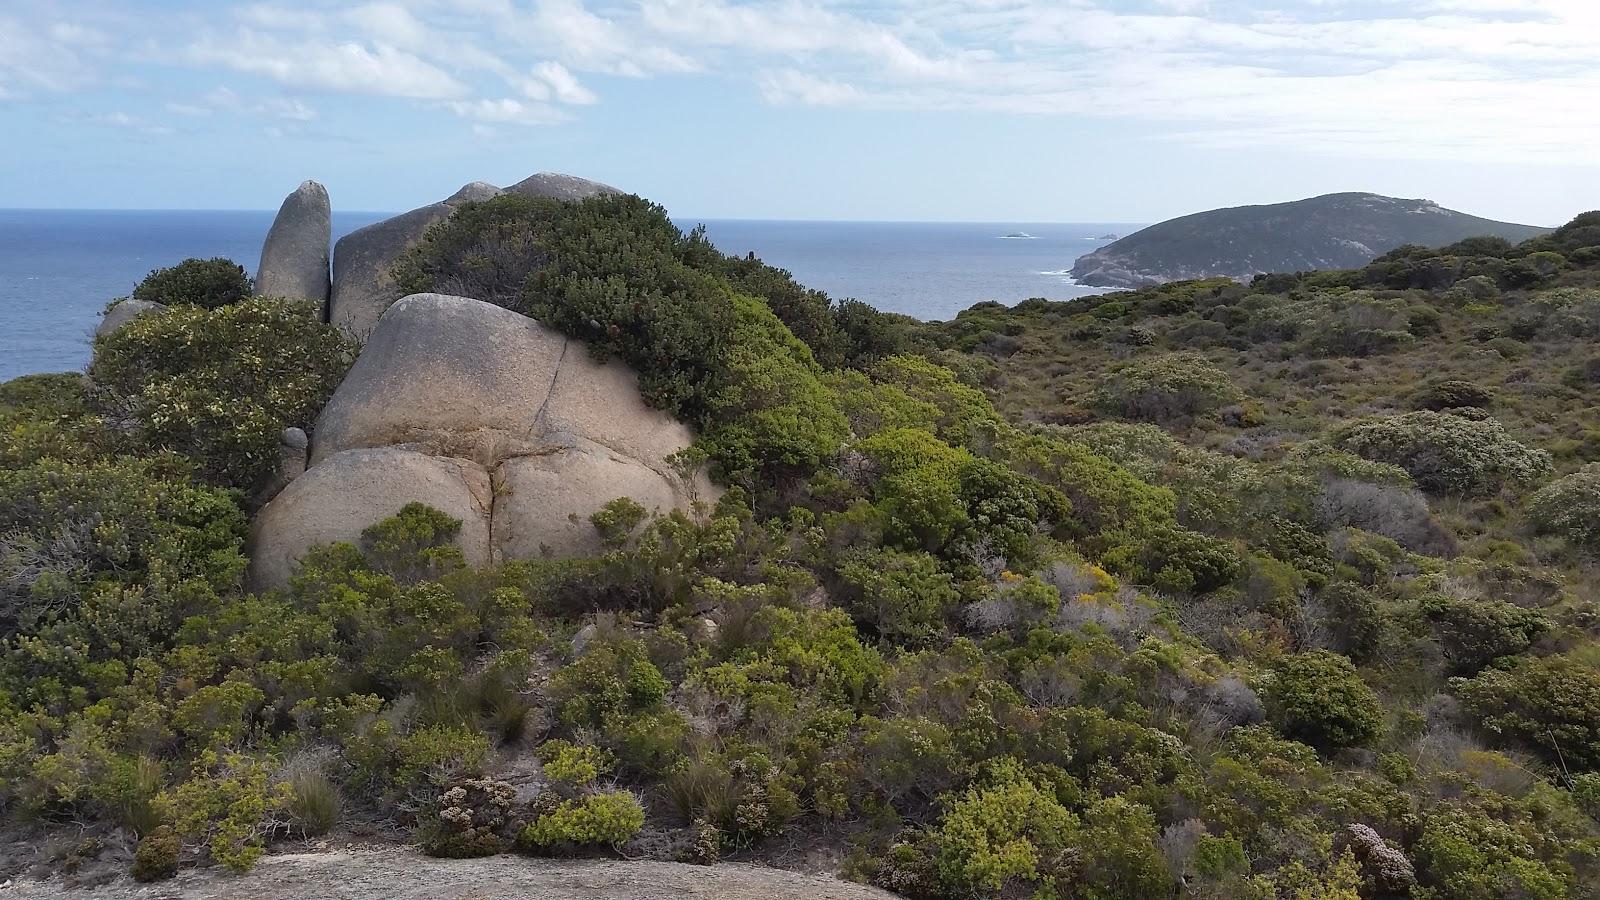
[{"xmin": 0, "ymin": 210, "xmax": 1131, "ymax": 382}]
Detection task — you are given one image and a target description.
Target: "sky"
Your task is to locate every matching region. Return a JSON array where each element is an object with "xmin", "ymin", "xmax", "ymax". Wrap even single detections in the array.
[{"xmin": 1, "ymin": 0, "xmax": 1598, "ymax": 223}]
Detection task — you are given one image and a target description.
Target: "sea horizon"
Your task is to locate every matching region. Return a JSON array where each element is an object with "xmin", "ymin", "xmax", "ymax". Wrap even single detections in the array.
[{"xmin": 0, "ymin": 210, "xmax": 1138, "ymax": 382}]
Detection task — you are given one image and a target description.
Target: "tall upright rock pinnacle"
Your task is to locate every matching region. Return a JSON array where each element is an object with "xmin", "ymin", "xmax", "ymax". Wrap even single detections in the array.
[{"xmin": 255, "ymin": 180, "xmax": 332, "ymax": 306}]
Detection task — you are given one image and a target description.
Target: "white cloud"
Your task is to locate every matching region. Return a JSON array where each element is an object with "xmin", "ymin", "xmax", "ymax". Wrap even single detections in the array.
[
  {"xmin": 260, "ymin": 97, "xmax": 317, "ymax": 120},
  {"xmin": 344, "ymin": 3, "xmax": 430, "ymax": 49},
  {"xmin": 15, "ymin": 0, "xmax": 1600, "ymax": 163},
  {"xmin": 531, "ymin": 61, "xmax": 597, "ymax": 104},
  {"xmin": 77, "ymin": 111, "xmax": 175, "ymax": 135},
  {"xmin": 445, "ymin": 97, "xmax": 566, "ymax": 124},
  {"xmin": 189, "ymin": 30, "xmax": 468, "ymax": 99}
]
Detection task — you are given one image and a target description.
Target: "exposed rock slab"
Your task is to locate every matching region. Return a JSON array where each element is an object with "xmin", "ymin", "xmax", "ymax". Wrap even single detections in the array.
[
  {"xmin": 255, "ymin": 181, "xmax": 331, "ymax": 305},
  {"xmin": 0, "ymin": 848, "xmax": 901, "ymax": 900},
  {"xmin": 494, "ymin": 439, "xmax": 685, "ymax": 560},
  {"xmin": 312, "ymin": 293, "xmax": 568, "ymax": 466},
  {"xmin": 505, "ymin": 171, "xmax": 621, "ymax": 201},
  {"xmin": 249, "ymin": 293, "xmax": 709, "ymax": 589},
  {"xmin": 329, "ymin": 181, "xmax": 501, "ymax": 341},
  {"xmin": 93, "ymin": 299, "xmax": 165, "ymax": 340},
  {"xmin": 248, "ymin": 447, "xmax": 493, "ymax": 590}
]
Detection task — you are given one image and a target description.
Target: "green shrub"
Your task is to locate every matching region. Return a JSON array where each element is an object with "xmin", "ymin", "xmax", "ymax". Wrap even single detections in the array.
[
  {"xmin": 89, "ymin": 297, "xmax": 354, "ymax": 490},
  {"xmin": 1414, "ymin": 807, "xmax": 1570, "ymax": 900},
  {"xmin": 520, "ymin": 790, "xmax": 645, "ymax": 851},
  {"xmin": 998, "ymin": 430, "xmax": 1178, "ymax": 544},
  {"xmin": 159, "ymin": 753, "xmax": 289, "ymax": 872},
  {"xmin": 1265, "ymin": 651, "xmax": 1383, "ymax": 751},
  {"xmin": 1091, "ymin": 353, "xmax": 1245, "ymax": 425},
  {"xmin": 1528, "ymin": 464, "xmax": 1600, "ymax": 551},
  {"xmin": 130, "ymin": 824, "xmax": 180, "ymax": 881},
  {"xmin": 1455, "ymin": 655, "xmax": 1600, "ymax": 772},
  {"xmin": 1411, "ymin": 379, "xmax": 1492, "ymax": 411},
  {"xmin": 1419, "ymin": 594, "xmax": 1549, "ymax": 675},
  {"xmin": 929, "ymin": 757, "xmax": 1079, "ymax": 896},
  {"xmin": 1076, "ymin": 797, "xmax": 1175, "ymax": 900},
  {"xmin": 837, "ymin": 548, "xmax": 960, "ymax": 644},
  {"xmin": 131, "ymin": 258, "xmax": 251, "ymax": 309},
  {"xmin": 1103, "ymin": 523, "xmax": 1242, "ymax": 594},
  {"xmin": 1336, "ymin": 411, "xmax": 1551, "ymax": 497},
  {"xmin": 538, "ymin": 740, "xmax": 613, "ymax": 787}
]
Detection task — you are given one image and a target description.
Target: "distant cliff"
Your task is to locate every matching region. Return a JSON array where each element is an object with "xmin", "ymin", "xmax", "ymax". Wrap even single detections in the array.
[{"xmin": 1070, "ymin": 193, "xmax": 1548, "ymax": 289}]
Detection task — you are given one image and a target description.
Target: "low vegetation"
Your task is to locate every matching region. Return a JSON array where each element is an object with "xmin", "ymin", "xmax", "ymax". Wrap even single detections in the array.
[{"xmin": 1, "ymin": 198, "xmax": 1599, "ymax": 898}]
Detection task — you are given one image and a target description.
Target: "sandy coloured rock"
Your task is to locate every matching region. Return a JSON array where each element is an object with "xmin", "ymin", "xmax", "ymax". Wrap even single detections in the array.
[
  {"xmin": 0, "ymin": 848, "xmax": 901, "ymax": 900},
  {"xmin": 328, "ymin": 181, "xmax": 501, "ymax": 340},
  {"xmin": 248, "ymin": 293, "xmax": 709, "ymax": 589},
  {"xmin": 248, "ymin": 446, "xmax": 493, "ymax": 590},
  {"xmin": 255, "ymin": 180, "xmax": 331, "ymax": 305}
]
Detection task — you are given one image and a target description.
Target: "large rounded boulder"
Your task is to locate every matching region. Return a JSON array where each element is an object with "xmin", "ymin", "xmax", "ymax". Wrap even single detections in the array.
[{"xmin": 247, "ymin": 293, "xmax": 710, "ymax": 589}]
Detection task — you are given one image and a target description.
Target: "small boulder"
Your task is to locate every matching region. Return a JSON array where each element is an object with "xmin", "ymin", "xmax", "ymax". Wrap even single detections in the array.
[
  {"xmin": 328, "ymin": 181, "xmax": 502, "ymax": 341},
  {"xmin": 94, "ymin": 298, "xmax": 166, "ymax": 340},
  {"xmin": 255, "ymin": 181, "xmax": 332, "ymax": 306},
  {"xmin": 248, "ymin": 426, "xmax": 311, "ymax": 507}
]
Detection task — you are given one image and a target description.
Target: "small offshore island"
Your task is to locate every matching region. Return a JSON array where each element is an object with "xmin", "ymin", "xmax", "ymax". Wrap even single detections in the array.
[{"xmin": 2, "ymin": 172, "xmax": 1600, "ymax": 900}]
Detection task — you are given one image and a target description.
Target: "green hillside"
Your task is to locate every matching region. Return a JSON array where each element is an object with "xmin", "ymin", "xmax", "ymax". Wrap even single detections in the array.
[
  {"xmin": 1071, "ymin": 193, "xmax": 1550, "ymax": 289},
  {"xmin": 2, "ymin": 195, "xmax": 1599, "ymax": 898}
]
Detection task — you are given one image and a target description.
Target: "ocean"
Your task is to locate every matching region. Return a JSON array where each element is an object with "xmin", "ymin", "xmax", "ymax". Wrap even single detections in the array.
[{"xmin": 0, "ymin": 210, "xmax": 1130, "ymax": 382}]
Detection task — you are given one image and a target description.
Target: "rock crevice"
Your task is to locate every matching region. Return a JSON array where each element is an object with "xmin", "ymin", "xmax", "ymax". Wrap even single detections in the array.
[{"xmin": 248, "ymin": 293, "xmax": 711, "ymax": 589}]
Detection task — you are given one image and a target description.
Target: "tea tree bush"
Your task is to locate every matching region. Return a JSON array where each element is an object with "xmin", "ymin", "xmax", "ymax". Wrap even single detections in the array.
[
  {"xmin": 1455, "ymin": 655, "xmax": 1600, "ymax": 772},
  {"xmin": 1265, "ymin": 651, "xmax": 1384, "ymax": 751},
  {"xmin": 131, "ymin": 258, "xmax": 252, "ymax": 310},
  {"xmin": 1527, "ymin": 464, "xmax": 1600, "ymax": 551},
  {"xmin": 89, "ymin": 298, "xmax": 354, "ymax": 490},
  {"xmin": 1419, "ymin": 594, "xmax": 1549, "ymax": 675},
  {"xmin": 1091, "ymin": 353, "xmax": 1245, "ymax": 425},
  {"xmin": 1336, "ymin": 411, "xmax": 1551, "ymax": 497}
]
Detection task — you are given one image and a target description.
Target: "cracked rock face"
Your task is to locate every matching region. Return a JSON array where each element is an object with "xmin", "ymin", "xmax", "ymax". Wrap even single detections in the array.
[{"xmin": 247, "ymin": 293, "xmax": 711, "ymax": 590}]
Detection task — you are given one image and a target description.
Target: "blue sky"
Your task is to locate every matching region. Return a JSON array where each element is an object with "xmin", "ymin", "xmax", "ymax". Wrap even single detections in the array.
[{"xmin": 1, "ymin": 0, "xmax": 1597, "ymax": 223}]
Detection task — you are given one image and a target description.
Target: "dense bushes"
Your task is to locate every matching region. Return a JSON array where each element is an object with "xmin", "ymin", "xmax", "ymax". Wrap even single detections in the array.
[
  {"xmin": 130, "ymin": 258, "xmax": 252, "ymax": 310},
  {"xmin": 1419, "ymin": 594, "xmax": 1548, "ymax": 675},
  {"xmin": 1336, "ymin": 411, "xmax": 1551, "ymax": 497},
  {"xmin": 88, "ymin": 298, "xmax": 354, "ymax": 490},
  {"xmin": 1264, "ymin": 651, "xmax": 1383, "ymax": 751},
  {"xmin": 1527, "ymin": 464, "xmax": 1600, "ymax": 551},
  {"xmin": 1455, "ymin": 655, "xmax": 1600, "ymax": 772},
  {"xmin": 1091, "ymin": 353, "xmax": 1244, "ymax": 425},
  {"xmin": 6, "ymin": 199, "xmax": 1600, "ymax": 893}
]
